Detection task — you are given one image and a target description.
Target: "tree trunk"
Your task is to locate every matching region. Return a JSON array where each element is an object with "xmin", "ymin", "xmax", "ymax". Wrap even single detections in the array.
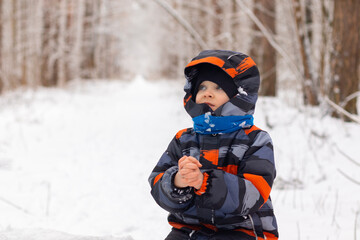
[
  {"xmin": 41, "ymin": 0, "xmax": 59, "ymax": 86},
  {"xmin": 250, "ymin": 0, "xmax": 277, "ymax": 96},
  {"xmin": 57, "ymin": 0, "xmax": 67, "ymax": 86},
  {"xmin": 319, "ymin": 0, "xmax": 331, "ymax": 96},
  {"xmin": 212, "ymin": 0, "xmax": 222, "ymax": 48},
  {"xmin": 330, "ymin": 0, "xmax": 360, "ymax": 117},
  {"xmin": 231, "ymin": 0, "xmax": 240, "ymax": 51},
  {"xmin": 292, "ymin": 0, "xmax": 319, "ymax": 105}
]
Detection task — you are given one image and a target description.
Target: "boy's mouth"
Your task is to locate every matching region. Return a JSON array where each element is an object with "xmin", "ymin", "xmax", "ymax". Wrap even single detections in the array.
[{"xmin": 204, "ymin": 102, "xmax": 215, "ymax": 108}]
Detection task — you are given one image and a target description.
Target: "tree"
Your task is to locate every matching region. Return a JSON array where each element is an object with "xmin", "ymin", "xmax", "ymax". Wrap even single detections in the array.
[
  {"xmin": 330, "ymin": 0, "xmax": 360, "ymax": 117},
  {"xmin": 292, "ymin": 0, "xmax": 319, "ymax": 105},
  {"xmin": 250, "ymin": 0, "xmax": 277, "ymax": 96}
]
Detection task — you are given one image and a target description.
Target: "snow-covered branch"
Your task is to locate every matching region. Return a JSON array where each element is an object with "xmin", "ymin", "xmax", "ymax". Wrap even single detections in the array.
[
  {"xmin": 324, "ymin": 96, "xmax": 360, "ymax": 124},
  {"xmin": 340, "ymin": 91, "xmax": 360, "ymax": 108}
]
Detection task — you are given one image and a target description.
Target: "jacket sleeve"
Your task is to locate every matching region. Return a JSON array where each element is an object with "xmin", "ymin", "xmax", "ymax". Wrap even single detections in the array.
[
  {"xmin": 195, "ymin": 129, "xmax": 276, "ymax": 216},
  {"xmin": 148, "ymin": 129, "xmax": 195, "ymax": 213}
]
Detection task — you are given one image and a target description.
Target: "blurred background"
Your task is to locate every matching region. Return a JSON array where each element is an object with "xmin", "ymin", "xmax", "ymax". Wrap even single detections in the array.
[{"xmin": 0, "ymin": 0, "xmax": 359, "ymax": 118}]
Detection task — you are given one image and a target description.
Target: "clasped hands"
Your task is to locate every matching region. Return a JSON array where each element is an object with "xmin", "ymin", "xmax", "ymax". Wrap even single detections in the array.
[{"xmin": 174, "ymin": 156, "xmax": 204, "ymax": 190}]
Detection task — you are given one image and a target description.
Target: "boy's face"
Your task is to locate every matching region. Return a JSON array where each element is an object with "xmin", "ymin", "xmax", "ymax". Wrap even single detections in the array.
[{"xmin": 195, "ymin": 80, "xmax": 230, "ymax": 111}]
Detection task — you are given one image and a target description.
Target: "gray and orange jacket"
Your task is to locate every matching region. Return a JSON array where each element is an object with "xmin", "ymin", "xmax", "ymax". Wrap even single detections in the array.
[{"xmin": 149, "ymin": 50, "xmax": 278, "ymax": 239}]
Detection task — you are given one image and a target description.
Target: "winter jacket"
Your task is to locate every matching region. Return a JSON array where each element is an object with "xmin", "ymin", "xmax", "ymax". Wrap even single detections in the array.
[{"xmin": 149, "ymin": 50, "xmax": 278, "ymax": 240}]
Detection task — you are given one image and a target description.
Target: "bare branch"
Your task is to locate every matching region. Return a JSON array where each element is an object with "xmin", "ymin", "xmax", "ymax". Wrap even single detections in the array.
[
  {"xmin": 235, "ymin": 0, "xmax": 304, "ymax": 82},
  {"xmin": 324, "ymin": 96, "xmax": 360, "ymax": 124},
  {"xmin": 338, "ymin": 168, "xmax": 360, "ymax": 186},
  {"xmin": 340, "ymin": 91, "xmax": 360, "ymax": 108},
  {"xmin": 334, "ymin": 143, "xmax": 360, "ymax": 167},
  {"xmin": 152, "ymin": 0, "xmax": 208, "ymax": 49},
  {"xmin": 0, "ymin": 196, "xmax": 32, "ymax": 215}
]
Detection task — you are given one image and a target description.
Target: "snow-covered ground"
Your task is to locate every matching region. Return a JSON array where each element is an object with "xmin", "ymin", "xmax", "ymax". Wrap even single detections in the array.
[{"xmin": 0, "ymin": 77, "xmax": 359, "ymax": 239}]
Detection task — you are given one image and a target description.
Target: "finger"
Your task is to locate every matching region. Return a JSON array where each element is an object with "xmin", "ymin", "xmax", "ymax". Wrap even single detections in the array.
[
  {"xmin": 180, "ymin": 171, "xmax": 202, "ymax": 179},
  {"xmin": 179, "ymin": 157, "xmax": 202, "ymax": 169},
  {"xmin": 186, "ymin": 156, "xmax": 202, "ymax": 167},
  {"xmin": 180, "ymin": 173, "xmax": 199, "ymax": 182},
  {"xmin": 178, "ymin": 156, "xmax": 192, "ymax": 169},
  {"xmin": 178, "ymin": 156, "xmax": 188, "ymax": 169},
  {"xmin": 181, "ymin": 170, "xmax": 202, "ymax": 180},
  {"xmin": 181, "ymin": 162, "xmax": 201, "ymax": 170},
  {"xmin": 183, "ymin": 177, "xmax": 200, "ymax": 185},
  {"xmin": 179, "ymin": 168, "xmax": 195, "ymax": 175}
]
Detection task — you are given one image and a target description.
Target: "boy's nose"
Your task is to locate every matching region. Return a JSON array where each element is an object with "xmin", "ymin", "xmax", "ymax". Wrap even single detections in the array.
[{"xmin": 204, "ymin": 90, "xmax": 213, "ymax": 98}]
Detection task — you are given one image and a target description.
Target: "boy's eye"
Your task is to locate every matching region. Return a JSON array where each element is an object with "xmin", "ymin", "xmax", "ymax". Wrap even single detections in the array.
[{"xmin": 199, "ymin": 85, "xmax": 206, "ymax": 90}]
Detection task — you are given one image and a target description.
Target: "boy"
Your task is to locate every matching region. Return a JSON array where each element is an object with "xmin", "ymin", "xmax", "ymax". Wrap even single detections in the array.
[{"xmin": 149, "ymin": 50, "xmax": 278, "ymax": 240}]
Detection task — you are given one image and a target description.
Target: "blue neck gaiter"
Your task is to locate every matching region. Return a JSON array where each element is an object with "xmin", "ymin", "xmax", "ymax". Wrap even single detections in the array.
[{"xmin": 193, "ymin": 113, "xmax": 254, "ymax": 135}]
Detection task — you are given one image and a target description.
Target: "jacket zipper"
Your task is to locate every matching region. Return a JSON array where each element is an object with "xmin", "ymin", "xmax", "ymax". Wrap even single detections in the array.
[{"xmin": 248, "ymin": 214, "xmax": 258, "ymax": 240}]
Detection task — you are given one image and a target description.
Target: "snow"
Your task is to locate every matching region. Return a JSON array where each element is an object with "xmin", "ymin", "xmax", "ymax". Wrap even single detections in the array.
[{"xmin": 0, "ymin": 76, "xmax": 359, "ymax": 239}]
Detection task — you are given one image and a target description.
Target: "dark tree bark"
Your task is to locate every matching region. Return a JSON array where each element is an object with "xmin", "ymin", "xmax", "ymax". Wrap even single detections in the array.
[
  {"xmin": 330, "ymin": 0, "xmax": 360, "ymax": 117},
  {"xmin": 250, "ymin": 0, "xmax": 277, "ymax": 96}
]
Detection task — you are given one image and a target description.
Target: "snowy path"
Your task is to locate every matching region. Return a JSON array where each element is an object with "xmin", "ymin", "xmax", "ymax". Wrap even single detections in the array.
[{"xmin": 0, "ymin": 77, "xmax": 359, "ymax": 239}]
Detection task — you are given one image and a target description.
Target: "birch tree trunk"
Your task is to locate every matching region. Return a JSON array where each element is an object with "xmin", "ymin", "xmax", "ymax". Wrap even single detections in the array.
[
  {"xmin": 1, "ymin": 0, "xmax": 16, "ymax": 89},
  {"xmin": 292, "ymin": 0, "xmax": 319, "ymax": 105},
  {"xmin": 33, "ymin": 0, "xmax": 44, "ymax": 88},
  {"xmin": 57, "ymin": 0, "xmax": 67, "ymax": 86},
  {"xmin": 81, "ymin": 0, "xmax": 96, "ymax": 79},
  {"xmin": 203, "ymin": 0, "xmax": 214, "ymax": 48},
  {"xmin": 212, "ymin": 0, "xmax": 223, "ymax": 49},
  {"xmin": 221, "ymin": 1, "xmax": 232, "ymax": 50},
  {"xmin": 70, "ymin": 0, "xmax": 85, "ymax": 80},
  {"xmin": 330, "ymin": 0, "xmax": 360, "ymax": 117},
  {"xmin": 93, "ymin": 0, "xmax": 105, "ymax": 78},
  {"xmin": 231, "ymin": 0, "xmax": 240, "ymax": 51},
  {"xmin": 319, "ymin": 0, "xmax": 331, "ymax": 96},
  {"xmin": 41, "ymin": 1, "xmax": 58, "ymax": 86}
]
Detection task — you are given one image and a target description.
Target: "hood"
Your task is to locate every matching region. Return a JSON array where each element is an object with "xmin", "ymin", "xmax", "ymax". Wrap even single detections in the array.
[{"xmin": 183, "ymin": 50, "xmax": 260, "ymax": 118}]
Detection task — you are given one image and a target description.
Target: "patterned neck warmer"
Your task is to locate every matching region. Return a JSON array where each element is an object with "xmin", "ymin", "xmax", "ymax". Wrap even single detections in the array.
[{"xmin": 193, "ymin": 113, "xmax": 254, "ymax": 135}]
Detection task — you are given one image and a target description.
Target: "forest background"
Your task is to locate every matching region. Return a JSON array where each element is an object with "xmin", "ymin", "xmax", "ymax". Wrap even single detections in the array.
[{"xmin": 0, "ymin": 0, "xmax": 359, "ymax": 120}]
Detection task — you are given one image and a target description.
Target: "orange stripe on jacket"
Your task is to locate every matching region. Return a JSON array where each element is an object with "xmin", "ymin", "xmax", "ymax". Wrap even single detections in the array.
[
  {"xmin": 186, "ymin": 57, "xmax": 225, "ymax": 69},
  {"xmin": 218, "ymin": 164, "xmax": 238, "ymax": 175},
  {"xmin": 201, "ymin": 223, "xmax": 218, "ymax": 231},
  {"xmin": 224, "ymin": 68, "xmax": 237, "ymax": 78},
  {"xmin": 183, "ymin": 95, "xmax": 192, "ymax": 106},
  {"xmin": 243, "ymin": 173, "xmax": 271, "ymax": 202},
  {"xmin": 176, "ymin": 129, "xmax": 188, "ymax": 139},
  {"xmin": 264, "ymin": 232, "xmax": 279, "ymax": 240},
  {"xmin": 236, "ymin": 57, "xmax": 256, "ymax": 75},
  {"xmin": 195, "ymin": 172, "xmax": 209, "ymax": 195},
  {"xmin": 169, "ymin": 222, "xmax": 202, "ymax": 231},
  {"xmin": 153, "ymin": 172, "xmax": 164, "ymax": 186},
  {"xmin": 244, "ymin": 125, "xmax": 260, "ymax": 135},
  {"xmin": 201, "ymin": 149, "xmax": 219, "ymax": 165}
]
